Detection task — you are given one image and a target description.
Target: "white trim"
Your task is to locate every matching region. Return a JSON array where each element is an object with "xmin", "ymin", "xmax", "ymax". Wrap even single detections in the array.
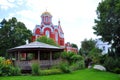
[
  {"xmin": 42, "ymin": 25, "xmax": 54, "ymax": 32},
  {"xmin": 54, "ymin": 27, "xmax": 64, "ymax": 38},
  {"xmin": 33, "ymin": 25, "xmax": 42, "ymax": 35}
]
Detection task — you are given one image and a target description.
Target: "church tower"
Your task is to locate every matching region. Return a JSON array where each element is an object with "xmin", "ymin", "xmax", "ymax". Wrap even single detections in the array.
[
  {"xmin": 41, "ymin": 11, "xmax": 52, "ymax": 25},
  {"xmin": 32, "ymin": 11, "xmax": 65, "ymax": 47}
]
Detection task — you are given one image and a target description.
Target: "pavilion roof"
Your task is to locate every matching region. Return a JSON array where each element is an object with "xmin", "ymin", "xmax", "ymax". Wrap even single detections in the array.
[{"xmin": 8, "ymin": 41, "xmax": 64, "ymax": 52}]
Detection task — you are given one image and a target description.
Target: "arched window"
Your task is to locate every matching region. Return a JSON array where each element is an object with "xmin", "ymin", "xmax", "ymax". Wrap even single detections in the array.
[
  {"xmin": 55, "ymin": 32, "xmax": 58, "ymax": 43},
  {"xmin": 45, "ymin": 30, "xmax": 50, "ymax": 38},
  {"xmin": 45, "ymin": 16, "xmax": 48, "ymax": 22}
]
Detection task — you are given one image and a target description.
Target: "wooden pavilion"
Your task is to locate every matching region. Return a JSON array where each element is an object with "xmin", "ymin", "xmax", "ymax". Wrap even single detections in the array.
[{"xmin": 7, "ymin": 41, "xmax": 64, "ymax": 70}]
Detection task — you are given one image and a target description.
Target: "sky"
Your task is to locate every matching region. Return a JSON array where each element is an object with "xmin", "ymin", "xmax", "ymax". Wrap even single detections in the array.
[{"xmin": 0, "ymin": 0, "xmax": 102, "ymax": 48}]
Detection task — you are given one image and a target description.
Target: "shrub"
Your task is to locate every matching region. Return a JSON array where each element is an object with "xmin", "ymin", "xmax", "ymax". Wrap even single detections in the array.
[
  {"xmin": 61, "ymin": 51, "xmax": 84, "ymax": 65},
  {"xmin": 112, "ymin": 68, "xmax": 120, "ymax": 74},
  {"xmin": 70, "ymin": 63, "xmax": 79, "ymax": 71},
  {"xmin": 39, "ymin": 69, "xmax": 62, "ymax": 75},
  {"xmin": 59, "ymin": 62, "xmax": 71, "ymax": 73},
  {"xmin": 10, "ymin": 66, "xmax": 21, "ymax": 76},
  {"xmin": 61, "ymin": 51, "xmax": 74, "ymax": 64},
  {"xmin": 31, "ymin": 62, "xmax": 40, "ymax": 75},
  {"xmin": 60, "ymin": 51, "xmax": 85, "ymax": 72},
  {"xmin": 0, "ymin": 56, "xmax": 21, "ymax": 76},
  {"xmin": 103, "ymin": 57, "xmax": 120, "ymax": 73},
  {"xmin": 77, "ymin": 60, "xmax": 85, "ymax": 69},
  {"xmin": 70, "ymin": 60, "xmax": 85, "ymax": 71},
  {"xmin": 71, "ymin": 54, "xmax": 83, "ymax": 63}
]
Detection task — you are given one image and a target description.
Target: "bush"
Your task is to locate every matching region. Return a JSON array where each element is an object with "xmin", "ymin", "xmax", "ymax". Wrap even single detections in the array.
[
  {"xmin": 77, "ymin": 60, "xmax": 85, "ymax": 69},
  {"xmin": 59, "ymin": 62, "xmax": 71, "ymax": 73},
  {"xmin": 112, "ymin": 68, "xmax": 120, "ymax": 74},
  {"xmin": 61, "ymin": 51, "xmax": 74, "ymax": 64},
  {"xmin": 61, "ymin": 51, "xmax": 84, "ymax": 65},
  {"xmin": 71, "ymin": 54, "xmax": 83, "ymax": 63},
  {"xmin": 60, "ymin": 51, "xmax": 85, "ymax": 72},
  {"xmin": 70, "ymin": 60, "xmax": 85, "ymax": 71},
  {"xmin": 31, "ymin": 62, "xmax": 40, "ymax": 75},
  {"xmin": 10, "ymin": 66, "xmax": 21, "ymax": 76},
  {"xmin": 0, "ymin": 57, "xmax": 21, "ymax": 76},
  {"xmin": 103, "ymin": 57, "xmax": 120, "ymax": 73},
  {"xmin": 39, "ymin": 69, "xmax": 62, "ymax": 75},
  {"xmin": 70, "ymin": 63, "xmax": 79, "ymax": 71}
]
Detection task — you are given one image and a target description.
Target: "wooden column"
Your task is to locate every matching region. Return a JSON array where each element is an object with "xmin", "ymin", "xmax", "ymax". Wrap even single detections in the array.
[
  {"xmin": 18, "ymin": 51, "xmax": 20, "ymax": 61},
  {"xmin": 38, "ymin": 51, "xmax": 40, "ymax": 63},
  {"xmin": 16, "ymin": 51, "xmax": 20, "ymax": 67},
  {"xmin": 38, "ymin": 51, "xmax": 41, "ymax": 68},
  {"xmin": 50, "ymin": 51, "xmax": 52, "ymax": 66}
]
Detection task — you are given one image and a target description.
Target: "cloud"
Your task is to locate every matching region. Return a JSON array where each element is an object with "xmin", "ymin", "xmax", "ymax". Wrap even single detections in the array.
[
  {"xmin": 15, "ymin": 10, "xmax": 41, "ymax": 28},
  {"xmin": 16, "ymin": 0, "xmax": 26, "ymax": 6},
  {"xmin": 7, "ymin": 12, "xmax": 35, "ymax": 31},
  {"xmin": 18, "ymin": 18, "xmax": 35, "ymax": 31},
  {"xmin": 0, "ymin": 0, "xmax": 16, "ymax": 10},
  {"xmin": 7, "ymin": 0, "xmax": 15, "ymax": 3}
]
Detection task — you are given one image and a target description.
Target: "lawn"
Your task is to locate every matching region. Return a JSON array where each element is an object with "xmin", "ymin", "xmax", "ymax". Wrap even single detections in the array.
[{"xmin": 0, "ymin": 69, "xmax": 120, "ymax": 80}]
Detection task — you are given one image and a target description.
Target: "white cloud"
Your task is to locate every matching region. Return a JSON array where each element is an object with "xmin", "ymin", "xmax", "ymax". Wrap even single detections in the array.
[
  {"xmin": 16, "ymin": 0, "xmax": 25, "ymax": 6},
  {"xmin": 0, "ymin": 0, "xmax": 16, "ymax": 10},
  {"xmin": 18, "ymin": 17, "xmax": 35, "ymax": 31},
  {"xmin": 7, "ymin": 0, "xmax": 15, "ymax": 3},
  {"xmin": 0, "ymin": 5, "xmax": 9, "ymax": 10},
  {"xmin": 15, "ymin": 10, "xmax": 41, "ymax": 30}
]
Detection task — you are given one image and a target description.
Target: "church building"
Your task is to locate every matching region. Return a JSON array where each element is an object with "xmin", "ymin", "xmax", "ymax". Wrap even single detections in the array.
[
  {"xmin": 32, "ymin": 11, "xmax": 64, "ymax": 47},
  {"xmin": 32, "ymin": 11, "xmax": 78, "ymax": 53}
]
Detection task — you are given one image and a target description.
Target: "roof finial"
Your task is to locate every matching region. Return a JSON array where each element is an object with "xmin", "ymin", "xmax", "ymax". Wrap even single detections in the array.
[{"xmin": 58, "ymin": 18, "xmax": 60, "ymax": 25}]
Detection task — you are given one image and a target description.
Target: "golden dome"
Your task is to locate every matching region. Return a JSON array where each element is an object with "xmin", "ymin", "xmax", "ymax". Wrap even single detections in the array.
[{"xmin": 41, "ymin": 11, "xmax": 52, "ymax": 16}]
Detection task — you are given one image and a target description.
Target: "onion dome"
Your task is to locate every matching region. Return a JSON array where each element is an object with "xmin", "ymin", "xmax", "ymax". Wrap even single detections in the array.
[{"xmin": 41, "ymin": 11, "xmax": 52, "ymax": 17}]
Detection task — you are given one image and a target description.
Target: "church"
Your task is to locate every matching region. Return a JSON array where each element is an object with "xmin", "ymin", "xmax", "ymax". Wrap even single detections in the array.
[
  {"xmin": 32, "ymin": 11, "xmax": 78, "ymax": 53},
  {"xmin": 32, "ymin": 11, "xmax": 64, "ymax": 47}
]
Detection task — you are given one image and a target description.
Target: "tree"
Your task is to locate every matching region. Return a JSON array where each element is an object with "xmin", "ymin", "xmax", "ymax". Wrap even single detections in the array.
[
  {"xmin": 0, "ymin": 17, "xmax": 32, "ymax": 57},
  {"xmin": 88, "ymin": 48, "xmax": 102, "ymax": 63},
  {"xmin": 80, "ymin": 39, "xmax": 96, "ymax": 56},
  {"xmin": 36, "ymin": 36, "xmax": 58, "ymax": 46},
  {"xmin": 61, "ymin": 51, "xmax": 84, "ymax": 65},
  {"xmin": 93, "ymin": 0, "xmax": 120, "ymax": 57},
  {"xmin": 71, "ymin": 43, "xmax": 78, "ymax": 49}
]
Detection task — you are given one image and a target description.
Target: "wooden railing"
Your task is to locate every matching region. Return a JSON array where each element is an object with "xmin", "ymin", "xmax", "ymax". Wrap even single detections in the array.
[{"xmin": 15, "ymin": 59, "xmax": 60, "ymax": 70}]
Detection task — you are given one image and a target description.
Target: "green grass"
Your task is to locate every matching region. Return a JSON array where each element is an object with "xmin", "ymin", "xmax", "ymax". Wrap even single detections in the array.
[{"xmin": 1, "ymin": 69, "xmax": 120, "ymax": 80}]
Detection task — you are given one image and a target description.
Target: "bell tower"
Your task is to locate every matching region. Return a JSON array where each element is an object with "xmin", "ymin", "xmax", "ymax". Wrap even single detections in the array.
[{"xmin": 41, "ymin": 11, "xmax": 52, "ymax": 25}]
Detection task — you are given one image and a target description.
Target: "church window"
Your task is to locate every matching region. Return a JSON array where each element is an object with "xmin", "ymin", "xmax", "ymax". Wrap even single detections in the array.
[
  {"xmin": 45, "ymin": 16, "xmax": 48, "ymax": 22},
  {"xmin": 45, "ymin": 30, "xmax": 50, "ymax": 38},
  {"xmin": 55, "ymin": 32, "xmax": 58, "ymax": 42}
]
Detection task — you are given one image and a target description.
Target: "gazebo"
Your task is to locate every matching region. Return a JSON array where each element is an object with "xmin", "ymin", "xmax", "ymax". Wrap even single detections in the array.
[{"xmin": 7, "ymin": 41, "xmax": 64, "ymax": 70}]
